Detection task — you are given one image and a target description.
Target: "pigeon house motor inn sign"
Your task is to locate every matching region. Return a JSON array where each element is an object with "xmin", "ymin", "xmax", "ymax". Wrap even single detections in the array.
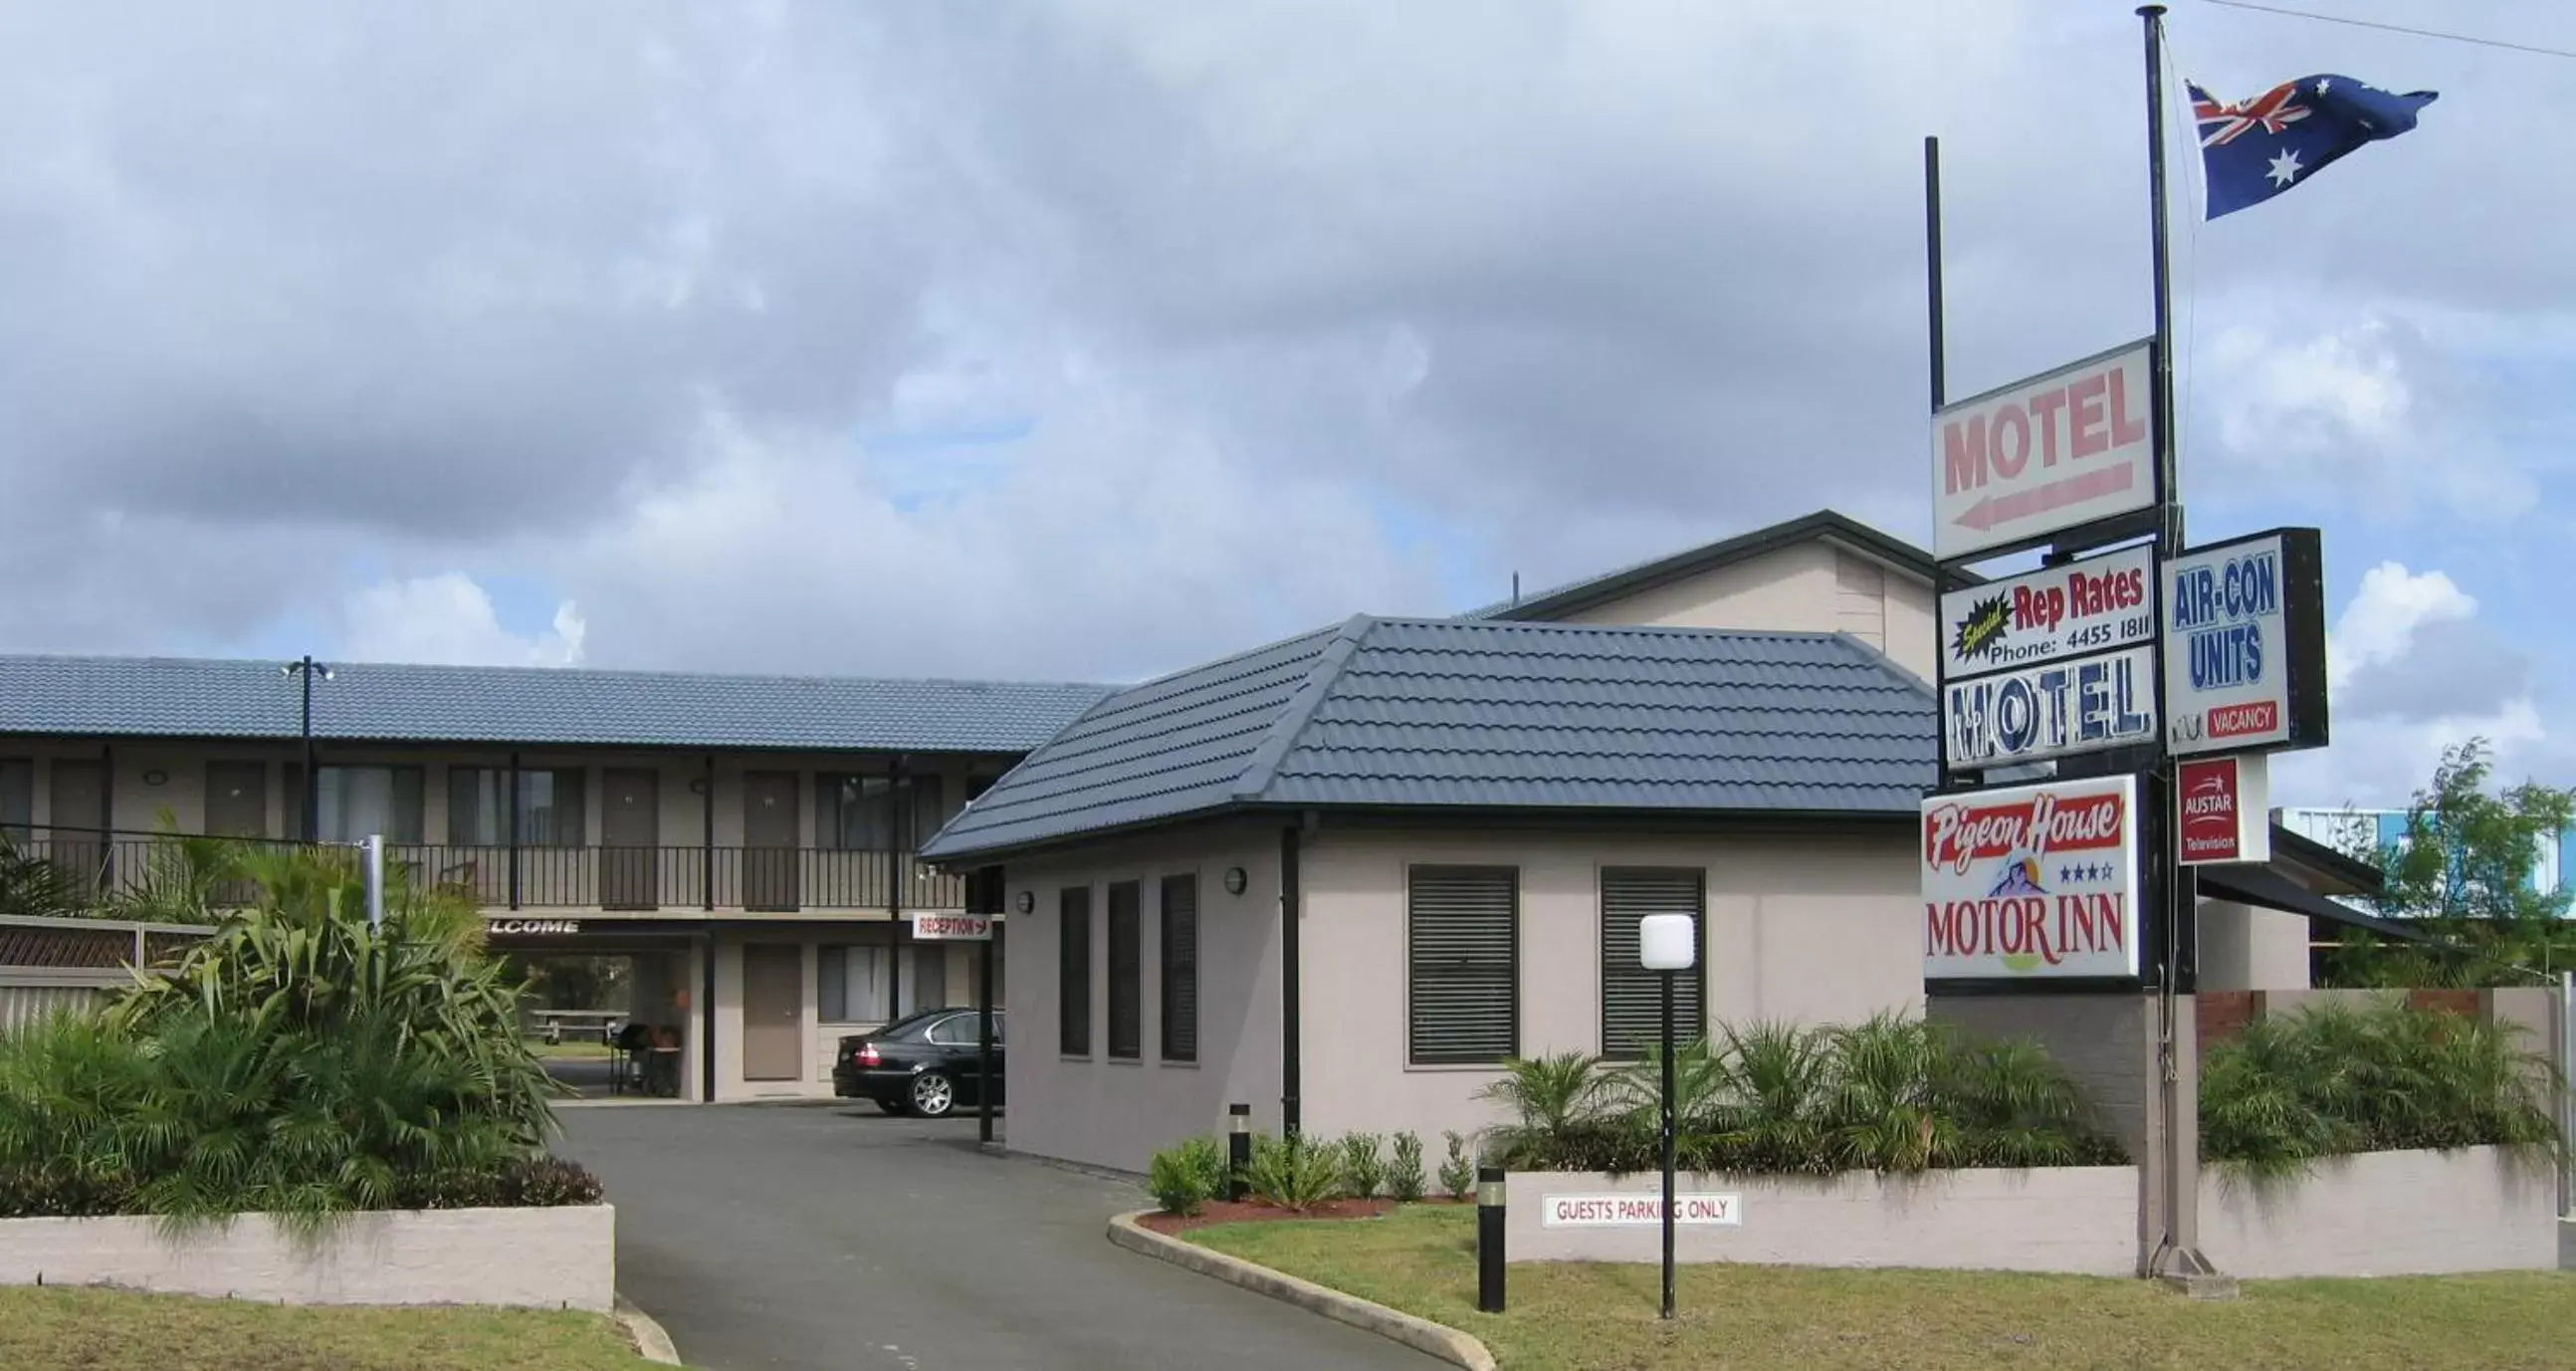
[
  {"xmin": 1921, "ymin": 776, "xmax": 2141, "ymax": 981},
  {"xmin": 1932, "ymin": 340, "xmax": 2158, "ymax": 562}
]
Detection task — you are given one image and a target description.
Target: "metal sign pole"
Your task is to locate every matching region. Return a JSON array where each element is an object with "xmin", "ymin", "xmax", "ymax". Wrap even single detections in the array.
[{"xmin": 363, "ymin": 833, "xmax": 385, "ymax": 931}]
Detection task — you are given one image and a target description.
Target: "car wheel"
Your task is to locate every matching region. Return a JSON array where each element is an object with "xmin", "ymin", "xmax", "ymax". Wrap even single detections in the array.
[{"xmin": 910, "ymin": 1071, "xmax": 956, "ymax": 1118}]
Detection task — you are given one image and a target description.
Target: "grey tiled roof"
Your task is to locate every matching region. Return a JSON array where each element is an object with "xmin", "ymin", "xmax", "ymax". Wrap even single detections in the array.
[
  {"xmin": 920, "ymin": 616, "xmax": 1936, "ymax": 860},
  {"xmin": 0, "ymin": 654, "xmax": 1112, "ymax": 754}
]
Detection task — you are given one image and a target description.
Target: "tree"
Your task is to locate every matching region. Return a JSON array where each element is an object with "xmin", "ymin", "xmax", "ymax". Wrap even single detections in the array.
[{"xmin": 2320, "ymin": 739, "xmax": 2576, "ymax": 987}]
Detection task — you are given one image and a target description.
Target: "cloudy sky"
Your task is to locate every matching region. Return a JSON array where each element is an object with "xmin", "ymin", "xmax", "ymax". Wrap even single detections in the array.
[{"xmin": 1, "ymin": 1, "xmax": 2568, "ymax": 807}]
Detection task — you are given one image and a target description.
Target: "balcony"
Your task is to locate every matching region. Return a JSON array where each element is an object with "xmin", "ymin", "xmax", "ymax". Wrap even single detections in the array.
[{"xmin": 5, "ymin": 827, "xmax": 964, "ymax": 915}]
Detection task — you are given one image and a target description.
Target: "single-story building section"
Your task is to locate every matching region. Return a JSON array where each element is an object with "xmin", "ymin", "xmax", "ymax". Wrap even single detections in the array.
[{"xmin": 922, "ymin": 611, "xmax": 2393, "ymax": 1175}]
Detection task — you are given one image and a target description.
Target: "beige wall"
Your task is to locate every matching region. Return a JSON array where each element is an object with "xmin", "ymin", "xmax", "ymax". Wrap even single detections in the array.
[
  {"xmin": 1557, "ymin": 542, "xmax": 1936, "ymax": 681},
  {"xmin": 2201, "ymin": 1146, "xmax": 2561, "ymax": 1276},
  {"xmin": 1505, "ymin": 1167, "xmax": 2139, "ymax": 1275},
  {"xmin": 1003, "ymin": 821, "xmax": 1288, "ymax": 1173},
  {"xmin": 2196, "ymin": 899, "xmax": 2312, "ymax": 992},
  {"xmin": 1298, "ymin": 825, "xmax": 1923, "ymax": 1147}
]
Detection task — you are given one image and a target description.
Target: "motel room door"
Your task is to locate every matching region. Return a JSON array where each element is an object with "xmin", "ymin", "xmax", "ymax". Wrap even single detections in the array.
[
  {"xmin": 742, "ymin": 943, "xmax": 803, "ymax": 1081},
  {"xmin": 743, "ymin": 771, "xmax": 800, "ymax": 911},
  {"xmin": 600, "ymin": 769, "xmax": 659, "ymax": 909}
]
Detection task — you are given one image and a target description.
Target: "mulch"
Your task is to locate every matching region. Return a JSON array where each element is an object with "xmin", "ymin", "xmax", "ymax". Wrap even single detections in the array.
[{"xmin": 1137, "ymin": 1196, "xmax": 1464, "ymax": 1235}]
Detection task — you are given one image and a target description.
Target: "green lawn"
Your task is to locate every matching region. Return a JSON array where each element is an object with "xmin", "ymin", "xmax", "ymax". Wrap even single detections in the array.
[
  {"xmin": 1189, "ymin": 1205, "xmax": 2576, "ymax": 1371},
  {"xmin": 0, "ymin": 1286, "xmax": 668, "ymax": 1371},
  {"xmin": 530, "ymin": 1038, "xmax": 616, "ymax": 1060}
]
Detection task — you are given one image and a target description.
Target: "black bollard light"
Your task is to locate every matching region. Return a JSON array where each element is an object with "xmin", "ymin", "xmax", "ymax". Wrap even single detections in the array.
[
  {"xmin": 1226, "ymin": 1103, "xmax": 1252, "ymax": 1202},
  {"xmin": 1477, "ymin": 1165, "xmax": 1507, "ymax": 1314}
]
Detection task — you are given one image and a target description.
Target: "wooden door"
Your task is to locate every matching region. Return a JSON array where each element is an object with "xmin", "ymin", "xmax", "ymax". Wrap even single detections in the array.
[
  {"xmin": 48, "ymin": 760, "xmax": 106, "ymax": 898},
  {"xmin": 600, "ymin": 770, "xmax": 659, "ymax": 909},
  {"xmin": 741, "ymin": 944, "xmax": 803, "ymax": 1081},
  {"xmin": 743, "ymin": 772, "xmax": 800, "ymax": 911}
]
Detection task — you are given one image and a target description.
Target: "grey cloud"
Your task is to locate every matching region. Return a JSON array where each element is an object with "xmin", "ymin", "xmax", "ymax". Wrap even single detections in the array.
[{"xmin": 2337, "ymin": 615, "xmax": 2533, "ymax": 724}]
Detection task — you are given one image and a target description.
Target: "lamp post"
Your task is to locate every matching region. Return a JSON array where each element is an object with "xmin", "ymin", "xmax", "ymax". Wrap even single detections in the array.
[
  {"xmin": 1638, "ymin": 912, "xmax": 1696, "ymax": 1321},
  {"xmin": 281, "ymin": 657, "xmax": 332, "ymax": 839}
]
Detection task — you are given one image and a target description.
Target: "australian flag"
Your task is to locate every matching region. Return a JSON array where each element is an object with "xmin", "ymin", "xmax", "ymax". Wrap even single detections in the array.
[{"xmin": 2189, "ymin": 76, "xmax": 2437, "ymax": 219}]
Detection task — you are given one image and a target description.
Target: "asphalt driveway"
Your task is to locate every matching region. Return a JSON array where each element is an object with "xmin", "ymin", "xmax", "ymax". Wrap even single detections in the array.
[{"xmin": 554, "ymin": 1104, "xmax": 1439, "ymax": 1371}]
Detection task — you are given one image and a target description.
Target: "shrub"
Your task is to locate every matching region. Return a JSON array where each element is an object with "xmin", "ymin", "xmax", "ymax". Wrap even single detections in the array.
[
  {"xmin": 0, "ymin": 848, "xmax": 568, "ymax": 1228},
  {"xmin": 1477, "ymin": 1015, "xmax": 2124, "ymax": 1177},
  {"xmin": 1147, "ymin": 1136, "xmax": 1226, "ymax": 1216},
  {"xmin": 1244, "ymin": 1134, "xmax": 1342, "ymax": 1212},
  {"xmin": 394, "ymin": 1157, "xmax": 605, "ymax": 1211},
  {"xmin": 1337, "ymin": 1132, "xmax": 1387, "ymax": 1200},
  {"xmin": 2202, "ymin": 999, "xmax": 2560, "ymax": 1178},
  {"xmin": 1439, "ymin": 1131, "xmax": 1477, "ymax": 1201},
  {"xmin": 1388, "ymin": 1131, "xmax": 1428, "ymax": 1202}
]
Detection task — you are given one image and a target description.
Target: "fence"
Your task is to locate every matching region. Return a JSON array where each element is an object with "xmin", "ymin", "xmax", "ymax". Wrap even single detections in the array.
[{"xmin": 0, "ymin": 913, "xmax": 218, "ymax": 1034}]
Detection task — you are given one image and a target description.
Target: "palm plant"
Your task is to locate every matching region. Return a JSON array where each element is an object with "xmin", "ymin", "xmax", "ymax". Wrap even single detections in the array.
[
  {"xmin": 0, "ymin": 833, "xmax": 81, "ymax": 919},
  {"xmin": 1821, "ymin": 1014, "xmax": 1960, "ymax": 1173},
  {"xmin": 1476, "ymin": 1051, "xmax": 1618, "ymax": 1167},
  {"xmin": 1697, "ymin": 1022, "xmax": 1832, "ymax": 1175},
  {"xmin": 100, "ymin": 812, "xmax": 246, "ymax": 926}
]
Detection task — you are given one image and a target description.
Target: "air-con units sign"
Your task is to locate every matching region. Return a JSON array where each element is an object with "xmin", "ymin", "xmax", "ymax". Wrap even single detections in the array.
[{"xmin": 2161, "ymin": 528, "xmax": 2328, "ymax": 757}]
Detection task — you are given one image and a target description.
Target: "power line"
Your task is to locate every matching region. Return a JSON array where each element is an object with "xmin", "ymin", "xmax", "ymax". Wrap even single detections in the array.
[{"xmin": 2193, "ymin": 0, "xmax": 2576, "ymax": 62}]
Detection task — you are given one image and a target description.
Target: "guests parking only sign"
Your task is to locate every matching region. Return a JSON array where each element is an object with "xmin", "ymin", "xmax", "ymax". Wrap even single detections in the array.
[{"xmin": 2161, "ymin": 529, "xmax": 2328, "ymax": 757}]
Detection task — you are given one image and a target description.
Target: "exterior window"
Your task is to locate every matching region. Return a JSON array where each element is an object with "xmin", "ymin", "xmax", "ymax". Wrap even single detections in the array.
[
  {"xmin": 1106, "ymin": 881, "xmax": 1142, "ymax": 1059},
  {"xmin": 1407, "ymin": 866, "xmax": 1518, "ymax": 1065},
  {"xmin": 819, "ymin": 943, "xmax": 942, "ymax": 1023},
  {"xmin": 290, "ymin": 765, "xmax": 424, "ymax": 843},
  {"xmin": 902, "ymin": 775, "xmax": 945, "ymax": 848},
  {"xmin": 1160, "ymin": 873, "xmax": 1198, "ymax": 1062},
  {"xmin": 1600, "ymin": 867, "xmax": 1708, "ymax": 1060},
  {"xmin": 1058, "ymin": 886, "xmax": 1092, "ymax": 1056},
  {"xmin": 447, "ymin": 768, "xmax": 586, "ymax": 846},
  {"xmin": 0, "ymin": 760, "xmax": 30, "ymax": 841},
  {"xmin": 819, "ymin": 775, "xmax": 895, "ymax": 849}
]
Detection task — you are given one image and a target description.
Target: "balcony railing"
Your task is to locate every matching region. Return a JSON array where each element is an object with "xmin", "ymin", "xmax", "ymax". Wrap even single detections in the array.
[{"xmin": 3, "ymin": 827, "xmax": 963, "ymax": 914}]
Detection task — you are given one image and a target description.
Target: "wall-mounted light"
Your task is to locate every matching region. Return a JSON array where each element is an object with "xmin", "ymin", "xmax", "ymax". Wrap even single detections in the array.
[
  {"xmin": 689, "ymin": 778, "xmax": 710, "ymax": 796},
  {"xmin": 1015, "ymin": 889, "xmax": 1035, "ymax": 915},
  {"xmin": 1223, "ymin": 866, "xmax": 1248, "ymax": 896},
  {"xmin": 141, "ymin": 770, "xmax": 168, "ymax": 788}
]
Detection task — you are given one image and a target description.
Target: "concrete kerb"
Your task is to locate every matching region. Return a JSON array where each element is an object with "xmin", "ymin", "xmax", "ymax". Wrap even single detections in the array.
[
  {"xmin": 613, "ymin": 1294, "xmax": 683, "ymax": 1366},
  {"xmin": 1106, "ymin": 1212, "xmax": 1496, "ymax": 1371}
]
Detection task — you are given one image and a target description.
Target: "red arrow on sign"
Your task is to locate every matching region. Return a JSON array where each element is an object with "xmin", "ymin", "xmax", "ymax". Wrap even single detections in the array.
[{"xmin": 1953, "ymin": 462, "xmax": 2138, "ymax": 533}]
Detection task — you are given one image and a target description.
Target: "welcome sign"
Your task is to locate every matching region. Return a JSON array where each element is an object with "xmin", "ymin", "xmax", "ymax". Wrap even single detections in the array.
[{"xmin": 1922, "ymin": 776, "xmax": 2141, "ymax": 981}]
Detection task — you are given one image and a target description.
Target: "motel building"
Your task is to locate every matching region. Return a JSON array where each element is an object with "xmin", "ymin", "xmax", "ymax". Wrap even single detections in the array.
[
  {"xmin": 0, "ymin": 656, "xmax": 1103, "ymax": 1101},
  {"xmin": 0, "ymin": 513, "xmax": 2388, "ymax": 1121}
]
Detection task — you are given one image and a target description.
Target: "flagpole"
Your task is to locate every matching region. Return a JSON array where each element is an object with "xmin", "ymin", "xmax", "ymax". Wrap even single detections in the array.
[{"xmin": 2138, "ymin": 1, "xmax": 2213, "ymax": 1287}]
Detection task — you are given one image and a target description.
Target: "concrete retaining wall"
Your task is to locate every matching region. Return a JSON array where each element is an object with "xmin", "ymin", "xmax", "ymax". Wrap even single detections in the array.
[
  {"xmin": 1506, "ymin": 1168, "xmax": 2140, "ymax": 1275},
  {"xmin": 2201, "ymin": 1147, "xmax": 2558, "ymax": 1277},
  {"xmin": 0, "ymin": 1205, "xmax": 614, "ymax": 1310}
]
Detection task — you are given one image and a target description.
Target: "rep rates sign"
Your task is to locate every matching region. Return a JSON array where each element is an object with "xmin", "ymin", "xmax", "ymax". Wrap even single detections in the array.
[
  {"xmin": 1933, "ymin": 340, "xmax": 2157, "ymax": 562},
  {"xmin": 1922, "ymin": 776, "xmax": 2140, "ymax": 981}
]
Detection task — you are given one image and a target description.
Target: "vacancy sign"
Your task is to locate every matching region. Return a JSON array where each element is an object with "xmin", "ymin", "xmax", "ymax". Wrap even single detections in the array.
[
  {"xmin": 2162, "ymin": 528, "xmax": 2329, "ymax": 757},
  {"xmin": 1922, "ymin": 775, "xmax": 2141, "ymax": 981},
  {"xmin": 911, "ymin": 913, "xmax": 994, "ymax": 941},
  {"xmin": 1543, "ymin": 1194, "xmax": 1742, "ymax": 1228},
  {"xmin": 2178, "ymin": 754, "xmax": 2271, "ymax": 866},
  {"xmin": 1939, "ymin": 544, "xmax": 2156, "ymax": 681},
  {"xmin": 1934, "ymin": 340, "xmax": 2157, "ymax": 561}
]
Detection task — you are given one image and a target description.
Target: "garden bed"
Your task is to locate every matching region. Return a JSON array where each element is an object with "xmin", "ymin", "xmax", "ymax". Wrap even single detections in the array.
[{"xmin": 1138, "ymin": 1196, "xmax": 1420, "ymax": 1236}]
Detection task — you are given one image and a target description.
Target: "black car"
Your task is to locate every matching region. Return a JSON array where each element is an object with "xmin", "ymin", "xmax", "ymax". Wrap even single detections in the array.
[{"xmin": 832, "ymin": 1008, "xmax": 1006, "ymax": 1118}]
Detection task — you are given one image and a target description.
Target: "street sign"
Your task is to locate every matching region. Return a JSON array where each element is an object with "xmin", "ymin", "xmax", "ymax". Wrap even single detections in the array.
[
  {"xmin": 911, "ymin": 913, "xmax": 994, "ymax": 941},
  {"xmin": 1922, "ymin": 776, "xmax": 2141, "ymax": 981},
  {"xmin": 2161, "ymin": 528, "xmax": 2328, "ymax": 757},
  {"xmin": 2178, "ymin": 754, "xmax": 2271, "ymax": 865},
  {"xmin": 1939, "ymin": 544, "xmax": 2156, "ymax": 681},
  {"xmin": 1934, "ymin": 340, "xmax": 2158, "ymax": 562},
  {"xmin": 1941, "ymin": 644, "xmax": 2157, "ymax": 769},
  {"xmin": 1542, "ymin": 1194, "xmax": 1742, "ymax": 1228}
]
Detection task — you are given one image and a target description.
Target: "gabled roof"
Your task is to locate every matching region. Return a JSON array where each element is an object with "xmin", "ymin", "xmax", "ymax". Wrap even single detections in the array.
[
  {"xmin": 919, "ymin": 616, "xmax": 1938, "ymax": 861},
  {"xmin": 0, "ymin": 654, "xmax": 1112, "ymax": 754},
  {"xmin": 1464, "ymin": 509, "xmax": 1952, "ymax": 623}
]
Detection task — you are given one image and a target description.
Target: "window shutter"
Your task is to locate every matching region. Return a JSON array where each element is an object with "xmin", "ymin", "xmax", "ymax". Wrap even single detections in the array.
[
  {"xmin": 1058, "ymin": 887, "xmax": 1092, "ymax": 1056},
  {"xmin": 1107, "ymin": 881, "xmax": 1142, "ymax": 1059},
  {"xmin": 1407, "ymin": 866, "xmax": 1518, "ymax": 1065},
  {"xmin": 1601, "ymin": 867, "xmax": 1706, "ymax": 1060},
  {"xmin": 1161, "ymin": 874, "xmax": 1198, "ymax": 1062}
]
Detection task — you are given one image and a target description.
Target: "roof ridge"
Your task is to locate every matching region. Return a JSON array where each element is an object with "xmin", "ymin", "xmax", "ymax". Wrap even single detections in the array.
[
  {"xmin": 0, "ymin": 651, "xmax": 1113, "ymax": 695},
  {"xmin": 1229, "ymin": 614, "xmax": 1375, "ymax": 802}
]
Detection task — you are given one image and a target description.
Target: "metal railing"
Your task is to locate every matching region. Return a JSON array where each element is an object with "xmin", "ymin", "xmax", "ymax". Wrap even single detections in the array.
[{"xmin": 5, "ymin": 826, "xmax": 963, "ymax": 914}]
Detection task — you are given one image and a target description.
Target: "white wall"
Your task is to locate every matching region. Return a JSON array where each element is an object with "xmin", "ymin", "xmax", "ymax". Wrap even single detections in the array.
[
  {"xmin": 1002, "ymin": 821, "xmax": 1287, "ymax": 1174},
  {"xmin": 1298, "ymin": 825, "xmax": 1923, "ymax": 1146},
  {"xmin": 2201, "ymin": 1147, "xmax": 2561, "ymax": 1276},
  {"xmin": 1556, "ymin": 541, "xmax": 1937, "ymax": 681},
  {"xmin": 2197, "ymin": 898, "xmax": 2311, "ymax": 992}
]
